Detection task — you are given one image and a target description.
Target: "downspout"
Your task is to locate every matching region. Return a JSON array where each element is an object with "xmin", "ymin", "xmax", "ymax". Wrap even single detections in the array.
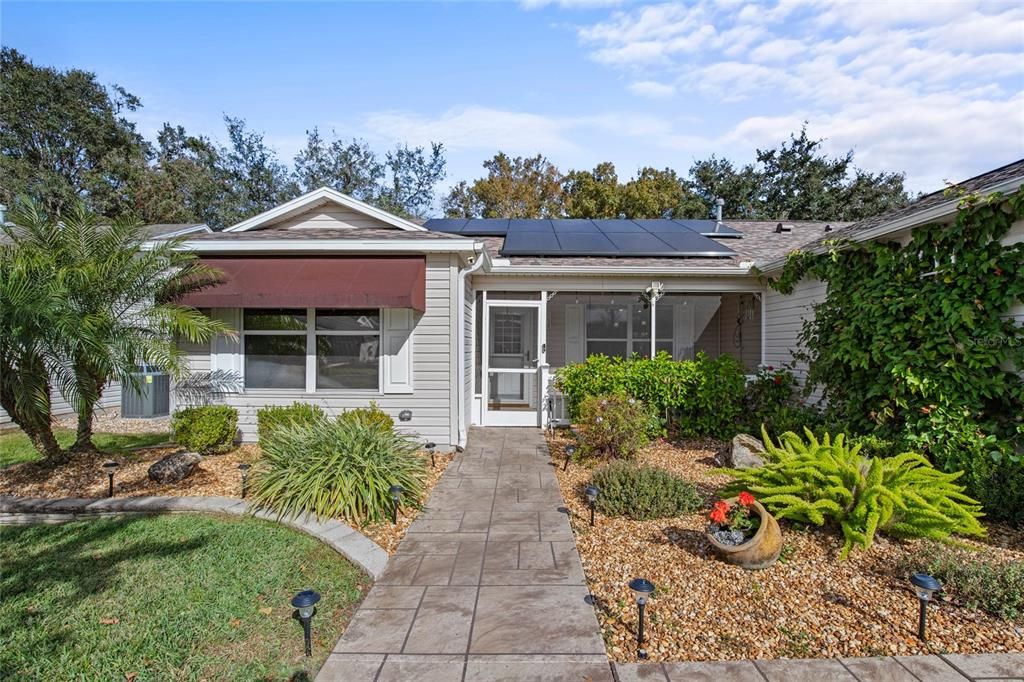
[{"xmin": 456, "ymin": 245, "xmax": 486, "ymax": 449}]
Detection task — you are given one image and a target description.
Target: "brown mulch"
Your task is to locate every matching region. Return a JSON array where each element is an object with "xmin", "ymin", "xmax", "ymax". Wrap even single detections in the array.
[
  {"xmin": 547, "ymin": 431, "xmax": 1024, "ymax": 663},
  {"xmin": 0, "ymin": 441, "xmax": 450, "ymax": 556}
]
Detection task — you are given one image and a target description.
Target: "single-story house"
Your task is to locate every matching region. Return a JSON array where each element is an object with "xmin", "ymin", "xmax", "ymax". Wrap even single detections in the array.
[{"xmin": 153, "ymin": 159, "xmax": 1020, "ymax": 450}]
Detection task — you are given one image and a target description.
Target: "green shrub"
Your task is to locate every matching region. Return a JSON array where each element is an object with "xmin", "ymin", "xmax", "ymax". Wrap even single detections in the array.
[
  {"xmin": 249, "ymin": 410, "xmax": 427, "ymax": 524},
  {"xmin": 171, "ymin": 405, "xmax": 238, "ymax": 454},
  {"xmin": 338, "ymin": 401, "xmax": 394, "ymax": 432},
  {"xmin": 577, "ymin": 394, "xmax": 653, "ymax": 459},
  {"xmin": 555, "ymin": 352, "xmax": 746, "ymax": 438},
  {"xmin": 256, "ymin": 402, "xmax": 326, "ymax": 445},
  {"xmin": 590, "ymin": 461, "xmax": 701, "ymax": 520},
  {"xmin": 741, "ymin": 365, "xmax": 823, "ymax": 438},
  {"xmin": 719, "ymin": 428, "xmax": 986, "ymax": 559},
  {"xmin": 896, "ymin": 542, "xmax": 1024, "ymax": 621}
]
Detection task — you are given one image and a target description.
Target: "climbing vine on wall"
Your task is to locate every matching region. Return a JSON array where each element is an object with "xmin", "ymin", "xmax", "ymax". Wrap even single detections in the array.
[{"xmin": 763, "ymin": 188, "xmax": 1024, "ymax": 520}]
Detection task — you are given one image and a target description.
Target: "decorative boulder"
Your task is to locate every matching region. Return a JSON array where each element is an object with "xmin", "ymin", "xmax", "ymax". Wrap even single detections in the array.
[
  {"xmin": 729, "ymin": 434, "xmax": 766, "ymax": 469},
  {"xmin": 148, "ymin": 451, "xmax": 202, "ymax": 484}
]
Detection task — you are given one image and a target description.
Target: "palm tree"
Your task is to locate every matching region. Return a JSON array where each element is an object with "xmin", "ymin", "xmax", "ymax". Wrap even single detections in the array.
[{"xmin": 2, "ymin": 201, "xmax": 230, "ymax": 458}]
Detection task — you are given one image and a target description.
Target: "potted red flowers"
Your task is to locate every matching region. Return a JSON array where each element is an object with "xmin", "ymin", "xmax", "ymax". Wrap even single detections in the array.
[{"xmin": 706, "ymin": 491, "xmax": 782, "ymax": 570}]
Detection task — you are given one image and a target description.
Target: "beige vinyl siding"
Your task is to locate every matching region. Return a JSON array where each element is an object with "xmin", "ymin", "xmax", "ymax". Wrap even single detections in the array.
[
  {"xmin": 0, "ymin": 383, "xmax": 122, "ymax": 428},
  {"xmin": 463, "ymin": 279, "xmax": 475, "ymax": 432},
  {"xmin": 175, "ymin": 254, "xmax": 458, "ymax": 448},
  {"xmin": 272, "ymin": 205, "xmax": 398, "ymax": 231}
]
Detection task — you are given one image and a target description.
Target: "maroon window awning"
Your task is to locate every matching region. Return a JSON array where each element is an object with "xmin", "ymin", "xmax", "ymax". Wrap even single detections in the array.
[{"xmin": 180, "ymin": 256, "xmax": 426, "ymax": 311}]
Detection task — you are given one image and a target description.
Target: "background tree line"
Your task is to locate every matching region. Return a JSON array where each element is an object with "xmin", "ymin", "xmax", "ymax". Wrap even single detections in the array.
[{"xmin": 1, "ymin": 47, "xmax": 911, "ymax": 229}]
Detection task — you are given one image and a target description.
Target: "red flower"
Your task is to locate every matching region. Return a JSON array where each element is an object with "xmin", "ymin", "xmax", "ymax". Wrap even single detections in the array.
[
  {"xmin": 713, "ymin": 500, "xmax": 731, "ymax": 513},
  {"xmin": 738, "ymin": 491, "xmax": 755, "ymax": 507},
  {"xmin": 709, "ymin": 507, "xmax": 727, "ymax": 524},
  {"xmin": 773, "ymin": 376, "xmax": 783, "ymax": 385},
  {"xmin": 767, "ymin": 366, "xmax": 774, "ymax": 370}
]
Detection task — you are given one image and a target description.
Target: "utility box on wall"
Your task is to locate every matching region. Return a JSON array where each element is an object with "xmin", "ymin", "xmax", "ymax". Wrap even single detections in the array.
[{"xmin": 121, "ymin": 367, "xmax": 170, "ymax": 418}]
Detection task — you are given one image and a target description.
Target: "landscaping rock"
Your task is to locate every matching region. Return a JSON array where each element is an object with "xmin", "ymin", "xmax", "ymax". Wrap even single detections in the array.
[
  {"xmin": 147, "ymin": 451, "xmax": 202, "ymax": 483},
  {"xmin": 729, "ymin": 433, "xmax": 766, "ymax": 469}
]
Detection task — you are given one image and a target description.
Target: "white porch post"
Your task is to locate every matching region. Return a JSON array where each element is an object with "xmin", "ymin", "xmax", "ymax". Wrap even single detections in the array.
[{"xmin": 650, "ymin": 295, "xmax": 657, "ymax": 358}]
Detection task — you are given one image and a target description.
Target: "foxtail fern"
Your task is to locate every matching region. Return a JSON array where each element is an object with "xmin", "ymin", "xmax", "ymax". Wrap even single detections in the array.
[{"xmin": 718, "ymin": 428, "xmax": 985, "ymax": 559}]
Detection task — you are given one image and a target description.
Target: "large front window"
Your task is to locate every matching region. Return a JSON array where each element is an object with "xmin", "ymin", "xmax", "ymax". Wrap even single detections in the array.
[
  {"xmin": 243, "ymin": 308, "xmax": 380, "ymax": 391},
  {"xmin": 585, "ymin": 303, "xmax": 672, "ymax": 359}
]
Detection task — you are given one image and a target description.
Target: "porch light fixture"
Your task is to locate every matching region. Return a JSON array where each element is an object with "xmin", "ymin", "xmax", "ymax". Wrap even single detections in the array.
[
  {"xmin": 101, "ymin": 461, "xmax": 119, "ymax": 498},
  {"xmin": 425, "ymin": 442, "xmax": 437, "ymax": 468},
  {"xmin": 584, "ymin": 485, "xmax": 599, "ymax": 526},
  {"xmin": 910, "ymin": 573, "xmax": 941, "ymax": 641},
  {"xmin": 563, "ymin": 445, "xmax": 576, "ymax": 472},
  {"xmin": 389, "ymin": 485, "xmax": 404, "ymax": 524},
  {"xmin": 628, "ymin": 578, "xmax": 655, "ymax": 659},
  {"xmin": 291, "ymin": 589, "xmax": 321, "ymax": 657},
  {"xmin": 237, "ymin": 463, "xmax": 251, "ymax": 499}
]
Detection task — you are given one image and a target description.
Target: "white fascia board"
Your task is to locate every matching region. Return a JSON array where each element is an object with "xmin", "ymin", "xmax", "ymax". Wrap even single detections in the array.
[
  {"xmin": 161, "ymin": 224, "xmax": 212, "ymax": 236},
  {"xmin": 756, "ymin": 176, "xmax": 1024, "ymax": 274},
  {"xmin": 224, "ymin": 187, "xmax": 427, "ymax": 232},
  {"xmin": 168, "ymin": 239, "xmax": 479, "ymax": 254},
  {"xmin": 485, "ymin": 264, "xmax": 753, "ymax": 276}
]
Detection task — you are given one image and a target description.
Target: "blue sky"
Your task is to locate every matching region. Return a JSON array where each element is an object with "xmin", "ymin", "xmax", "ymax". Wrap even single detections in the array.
[{"xmin": 3, "ymin": 0, "xmax": 1023, "ymax": 203}]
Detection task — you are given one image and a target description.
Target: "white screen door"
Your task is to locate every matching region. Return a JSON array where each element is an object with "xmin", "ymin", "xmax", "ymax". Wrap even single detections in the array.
[{"xmin": 483, "ymin": 302, "xmax": 542, "ymax": 426}]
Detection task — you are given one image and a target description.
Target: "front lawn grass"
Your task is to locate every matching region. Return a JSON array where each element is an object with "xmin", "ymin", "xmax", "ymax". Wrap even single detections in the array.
[
  {"xmin": 0, "ymin": 429, "xmax": 171, "ymax": 468},
  {"xmin": 0, "ymin": 513, "xmax": 367, "ymax": 680}
]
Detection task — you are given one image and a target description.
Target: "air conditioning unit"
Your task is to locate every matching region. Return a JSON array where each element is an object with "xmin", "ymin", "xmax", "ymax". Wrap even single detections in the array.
[{"xmin": 121, "ymin": 366, "xmax": 170, "ymax": 418}]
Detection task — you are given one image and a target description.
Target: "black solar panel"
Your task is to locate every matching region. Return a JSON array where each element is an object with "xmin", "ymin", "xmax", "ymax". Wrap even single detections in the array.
[
  {"xmin": 457, "ymin": 219, "xmax": 510, "ymax": 236},
  {"xmin": 548, "ymin": 219, "xmax": 600, "ymax": 232},
  {"xmin": 508, "ymin": 219, "xmax": 554, "ymax": 231},
  {"xmin": 674, "ymin": 220, "xmax": 743, "ymax": 237},
  {"xmin": 632, "ymin": 219, "xmax": 695, "ymax": 233},
  {"xmin": 553, "ymin": 232, "xmax": 619, "ymax": 254},
  {"xmin": 654, "ymin": 231, "xmax": 736, "ymax": 255},
  {"xmin": 604, "ymin": 232, "xmax": 676, "ymax": 252},
  {"xmin": 422, "ymin": 218, "xmax": 468, "ymax": 233},
  {"xmin": 502, "ymin": 230, "xmax": 561, "ymax": 253},
  {"xmin": 592, "ymin": 219, "xmax": 646, "ymax": 233}
]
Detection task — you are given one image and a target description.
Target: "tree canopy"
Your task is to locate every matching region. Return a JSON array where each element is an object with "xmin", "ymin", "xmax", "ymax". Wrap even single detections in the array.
[{"xmin": 1, "ymin": 48, "xmax": 911, "ymax": 229}]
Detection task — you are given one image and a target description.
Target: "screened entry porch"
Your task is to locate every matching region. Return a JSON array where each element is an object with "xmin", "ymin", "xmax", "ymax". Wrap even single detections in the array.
[{"xmin": 471, "ymin": 290, "xmax": 763, "ymax": 427}]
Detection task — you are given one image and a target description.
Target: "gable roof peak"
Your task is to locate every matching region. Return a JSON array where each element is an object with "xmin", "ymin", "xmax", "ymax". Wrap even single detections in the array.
[{"xmin": 223, "ymin": 186, "xmax": 426, "ymax": 233}]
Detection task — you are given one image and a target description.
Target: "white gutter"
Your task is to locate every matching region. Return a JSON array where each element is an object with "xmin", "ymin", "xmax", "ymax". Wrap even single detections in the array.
[
  {"xmin": 756, "ymin": 175, "xmax": 1024, "ymax": 274},
  {"xmin": 486, "ymin": 264, "xmax": 754, "ymax": 276},
  {"xmin": 150, "ymin": 239, "xmax": 479, "ymax": 253},
  {"xmin": 456, "ymin": 246, "xmax": 488, "ymax": 449}
]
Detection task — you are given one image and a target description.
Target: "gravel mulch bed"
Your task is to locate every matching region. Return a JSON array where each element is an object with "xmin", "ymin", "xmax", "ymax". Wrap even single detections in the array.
[
  {"xmin": 55, "ymin": 411, "xmax": 172, "ymax": 435},
  {"xmin": 0, "ymin": 441, "xmax": 450, "ymax": 556},
  {"xmin": 547, "ymin": 431, "xmax": 1024, "ymax": 663}
]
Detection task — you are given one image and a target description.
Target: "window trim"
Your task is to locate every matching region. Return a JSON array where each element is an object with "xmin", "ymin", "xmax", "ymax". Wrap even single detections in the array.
[
  {"xmin": 585, "ymin": 303, "xmax": 672, "ymax": 359},
  {"xmin": 241, "ymin": 307, "xmax": 382, "ymax": 393}
]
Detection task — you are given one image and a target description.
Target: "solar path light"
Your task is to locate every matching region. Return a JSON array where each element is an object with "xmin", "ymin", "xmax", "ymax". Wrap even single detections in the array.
[
  {"xmin": 237, "ymin": 462, "xmax": 251, "ymax": 499},
  {"xmin": 584, "ymin": 485, "xmax": 600, "ymax": 527},
  {"xmin": 628, "ymin": 578, "xmax": 655, "ymax": 660},
  {"xmin": 101, "ymin": 461, "xmax": 119, "ymax": 498},
  {"xmin": 910, "ymin": 573, "xmax": 941, "ymax": 641},
  {"xmin": 291, "ymin": 589, "xmax": 321, "ymax": 657},
  {"xmin": 389, "ymin": 485, "xmax": 404, "ymax": 524},
  {"xmin": 563, "ymin": 445, "xmax": 576, "ymax": 472},
  {"xmin": 426, "ymin": 442, "xmax": 437, "ymax": 468}
]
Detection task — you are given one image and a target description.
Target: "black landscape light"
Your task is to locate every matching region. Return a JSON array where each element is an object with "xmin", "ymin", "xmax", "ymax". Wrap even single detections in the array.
[
  {"xmin": 584, "ymin": 485, "xmax": 600, "ymax": 527},
  {"xmin": 563, "ymin": 444, "xmax": 576, "ymax": 472},
  {"xmin": 291, "ymin": 589, "xmax": 321, "ymax": 657},
  {"xmin": 237, "ymin": 463, "xmax": 251, "ymax": 499},
  {"xmin": 101, "ymin": 461, "xmax": 119, "ymax": 498},
  {"xmin": 389, "ymin": 485, "xmax": 404, "ymax": 524},
  {"xmin": 910, "ymin": 573, "xmax": 941, "ymax": 641},
  {"xmin": 426, "ymin": 442, "xmax": 437, "ymax": 468},
  {"xmin": 628, "ymin": 577, "xmax": 655, "ymax": 660}
]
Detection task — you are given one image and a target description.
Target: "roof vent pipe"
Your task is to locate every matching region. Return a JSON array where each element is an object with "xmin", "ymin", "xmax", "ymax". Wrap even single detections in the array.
[{"xmin": 714, "ymin": 197, "xmax": 724, "ymax": 232}]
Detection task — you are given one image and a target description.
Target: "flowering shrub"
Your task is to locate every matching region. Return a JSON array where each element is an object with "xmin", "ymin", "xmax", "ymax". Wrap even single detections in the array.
[
  {"xmin": 576, "ymin": 394, "xmax": 654, "ymax": 459},
  {"xmin": 742, "ymin": 365, "xmax": 822, "ymax": 437},
  {"xmin": 708, "ymin": 491, "xmax": 761, "ymax": 542}
]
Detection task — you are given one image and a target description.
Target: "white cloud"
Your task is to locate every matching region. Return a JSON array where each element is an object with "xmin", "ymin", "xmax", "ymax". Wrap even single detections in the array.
[
  {"xmin": 628, "ymin": 80, "xmax": 676, "ymax": 97},
  {"xmin": 567, "ymin": 0, "xmax": 1024, "ymax": 191}
]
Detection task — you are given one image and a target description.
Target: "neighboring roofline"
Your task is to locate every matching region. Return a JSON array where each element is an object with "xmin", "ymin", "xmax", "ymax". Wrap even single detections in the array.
[
  {"xmin": 223, "ymin": 187, "xmax": 427, "ymax": 233},
  {"xmin": 156, "ymin": 223, "xmax": 212, "ymax": 237},
  {"xmin": 159, "ymin": 238, "xmax": 480, "ymax": 254},
  {"xmin": 756, "ymin": 174, "xmax": 1024, "ymax": 274}
]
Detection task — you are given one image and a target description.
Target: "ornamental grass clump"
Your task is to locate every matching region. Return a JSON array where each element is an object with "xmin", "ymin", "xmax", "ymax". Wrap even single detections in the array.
[
  {"xmin": 718, "ymin": 427, "xmax": 985, "ymax": 559},
  {"xmin": 249, "ymin": 410, "xmax": 427, "ymax": 524}
]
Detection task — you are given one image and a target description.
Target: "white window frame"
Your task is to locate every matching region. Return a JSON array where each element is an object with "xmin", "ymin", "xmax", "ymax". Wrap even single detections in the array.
[
  {"xmin": 241, "ymin": 307, "xmax": 382, "ymax": 393},
  {"xmin": 585, "ymin": 303, "xmax": 672, "ymax": 359}
]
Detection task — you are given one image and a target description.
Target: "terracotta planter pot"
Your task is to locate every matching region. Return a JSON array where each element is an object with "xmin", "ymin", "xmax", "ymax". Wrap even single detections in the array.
[{"xmin": 707, "ymin": 499, "xmax": 782, "ymax": 570}]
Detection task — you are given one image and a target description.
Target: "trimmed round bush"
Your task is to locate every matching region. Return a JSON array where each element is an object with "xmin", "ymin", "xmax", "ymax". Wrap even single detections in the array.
[
  {"xmin": 171, "ymin": 405, "xmax": 238, "ymax": 454},
  {"xmin": 339, "ymin": 401, "xmax": 394, "ymax": 431},
  {"xmin": 590, "ymin": 461, "xmax": 701, "ymax": 520},
  {"xmin": 256, "ymin": 402, "xmax": 326, "ymax": 446},
  {"xmin": 249, "ymin": 410, "xmax": 427, "ymax": 524}
]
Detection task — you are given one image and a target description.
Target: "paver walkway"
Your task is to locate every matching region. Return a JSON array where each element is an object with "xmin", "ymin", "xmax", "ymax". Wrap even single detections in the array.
[{"xmin": 316, "ymin": 427, "xmax": 611, "ymax": 681}]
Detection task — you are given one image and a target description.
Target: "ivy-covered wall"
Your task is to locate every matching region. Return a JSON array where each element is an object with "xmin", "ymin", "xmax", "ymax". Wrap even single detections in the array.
[{"xmin": 762, "ymin": 188, "xmax": 1024, "ymax": 521}]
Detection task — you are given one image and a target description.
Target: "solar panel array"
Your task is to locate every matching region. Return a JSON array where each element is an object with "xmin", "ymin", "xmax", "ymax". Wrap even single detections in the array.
[{"xmin": 422, "ymin": 218, "xmax": 741, "ymax": 258}]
